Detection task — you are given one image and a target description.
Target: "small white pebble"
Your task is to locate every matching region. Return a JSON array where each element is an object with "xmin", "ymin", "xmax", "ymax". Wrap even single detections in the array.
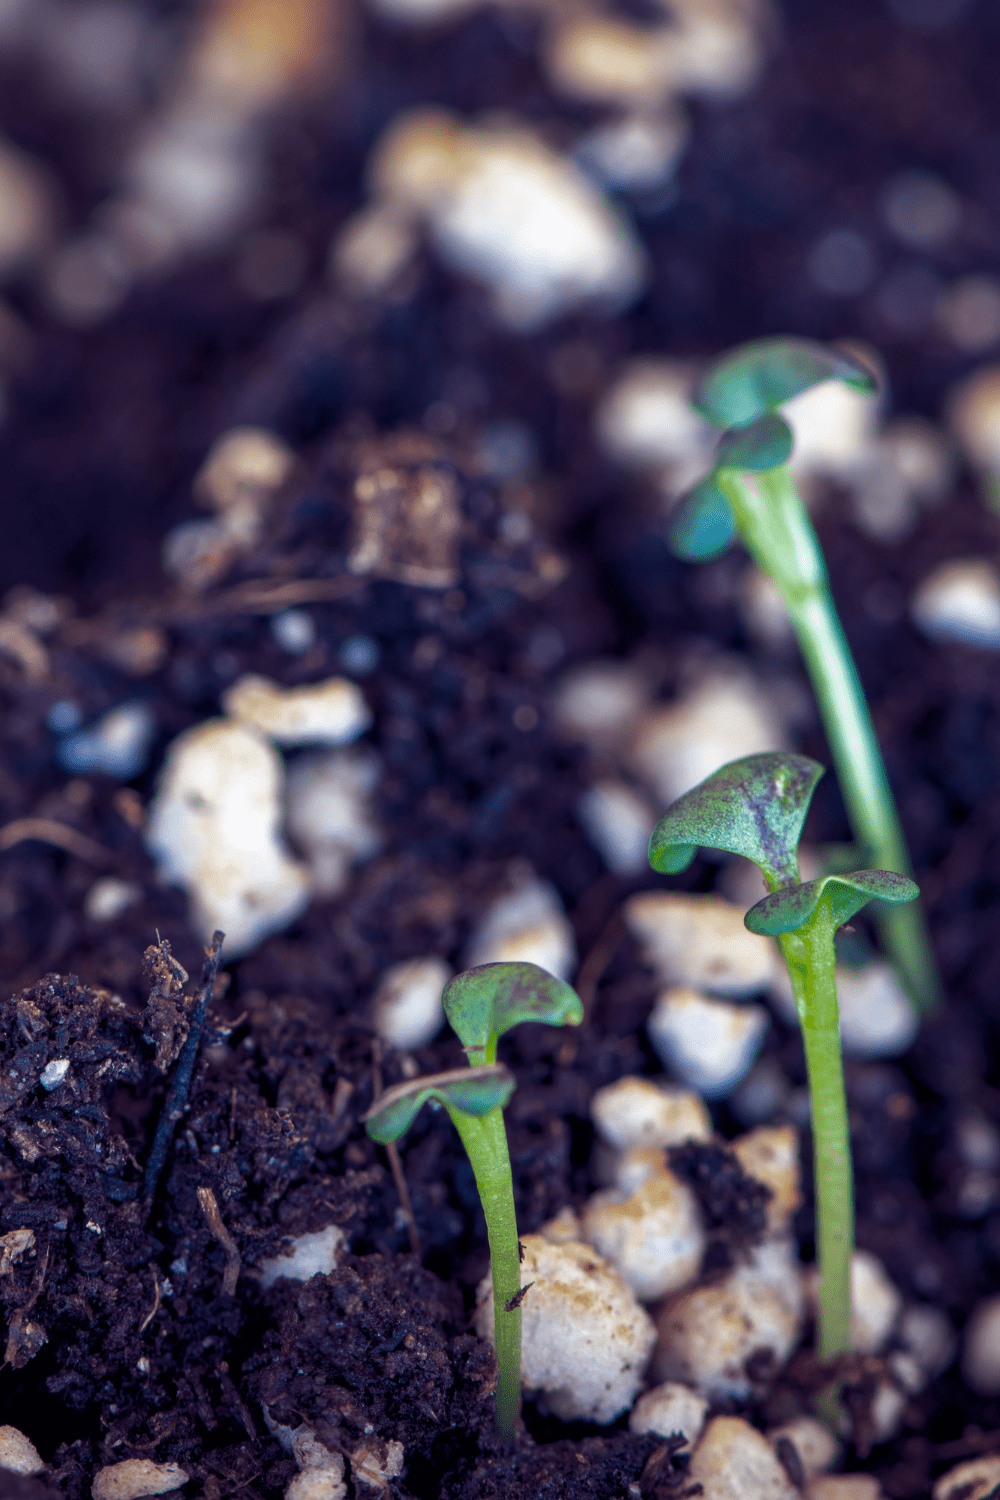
[
  {"xmin": 897, "ymin": 1302, "xmax": 957, "ymax": 1379},
  {"xmin": 582, "ymin": 1168, "xmax": 706, "ymax": 1302},
  {"xmin": 0, "ymin": 1424, "xmax": 44, "ymax": 1475},
  {"xmin": 146, "ymin": 719, "xmax": 310, "ymax": 957},
  {"xmin": 962, "ymin": 1293, "xmax": 1000, "ymax": 1394},
  {"xmin": 84, "ymin": 877, "xmax": 142, "ymax": 923},
  {"xmin": 689, "ymin": 1415, "xmax": 798, "ymax": 1500},
  {"xmin": 465, "ymin": 874, "xmax": 575, "ymax": 980},
  {"xmin": 371, "ymin": 956, "xmax": 449, "ymax": 1051},
  {"xmin": 222, "ymin": 673, "xmax": 372, "ymax": 747},
  {"xmin": 626, "ymin": 891, "xmax": 779, "ymax": 998},
  {"xmin": 284, "ymin": 747, "xmax": 382, "ymax": 898},
  {"xmin": 39, "ymin": 1059, "xmax": 70, "ymax": 1091},
  {"xmin": 647, "ymin": 986, "xmax": 769, "ymax": 1099},
  {"xmin": 194, "ymin": 427, "xmax": 295, "ymax": 514},
  {"xmin": 369, "ymin": 110, "xmax": 646, "ymax": 329},
  {"xmin": 259, "ymin": 1226, "xmax": 346, "ymax": 1290},
  {"xmin": 575, "ymin": 111, "xmax": 689, "ymax": 194},
  {"xmin": 58, "ymin": 701, "xmax": 156, "ymax": 779},
  {"xmin": 732, "ymin": 1125, "xmax": 802, "ymax": 1235},
  {"xmin": 349, "ymin": 1439, "xmax": 404, "ymax": 1490},
  {"xmin": 286, "ymin": 1465, "xmax": 347, "ymax": 1500},
  {"xmin": 91, "ymin": 1459, "xmax": 190, "ymax": 1500},
  {"xmin": 475, "ymin": 1233, "xmax": 656, "ymax": 1423},
  {"xmin": 578, "ymin": 780, "xmax": 658, "ymax": 876},
  {"xmin": 594, "ymin": 358, "xmax": 712, "ymax": 478},
  {"xmin": 782, "ymin": 377, "xmax": 878, "ymax": 480},
  {"xmin": 653, "ymin": 1238, "xmax": 804, "ymax": 1400},
  {"xmin": 911, "ymin": 560, "xmax": 1000, "ymax": 650},
  {"xmin": 767, "ymin": 1416, "xmax": 839, "ymax": 1481},
  {"xmin": 932, "ymin": 1456, "xmax": 1000, "ymax": 1500},
  {"xmin": 591, "ymin": 1076, "xmax": 711, "ymax": 1155},
  {"xmin": 271, "ymin": 609, "xmax": 316, "ymax": 655},
  {"xmin": 629, "ymin": 1382, "xmax": 708, "ymax": 1443},
  {"xmin": 552, "ymin": 659, "xmax": 649, "ymax": 754},
  {"xmin": 630, "ymin": 674, "xmax": 785, "ymax": 809}
]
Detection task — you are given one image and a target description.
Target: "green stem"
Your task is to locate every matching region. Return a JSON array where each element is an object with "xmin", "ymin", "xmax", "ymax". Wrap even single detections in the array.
[
  {"xmin": 718, "ymin": 466, "xmax": 939, "ymax": 1013},
  {"xmin": 779, "ymin": 920, "xmax": 853, "ymax": 1363},
  {"xmin": 448, "ymin": 1105, "xmax": 521, "ymax": 1440}
]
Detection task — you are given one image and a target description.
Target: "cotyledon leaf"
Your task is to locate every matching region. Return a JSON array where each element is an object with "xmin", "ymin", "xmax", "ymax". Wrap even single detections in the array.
[
  {"xmin": 744, "ymin": 869, "xmax": 920, "ymax": 937},
  {"xmin": 363, "ymin": 1064, "xmax": 515, "ymax": 1144},
  {"xmin": 669, "ymin": 473, "xmax": 737, "ymax": 562},
  {"xmin": 715, "ymin": 412, "xmax": 794, "ymax": 472},
  {"xmin": 443, "ymin": 962, "xmax": 582, "ymax": 1065},
  {"xmin": 694, "ymin": 337, "xmax": 877, "ymax": 431},
  {"xmin": 648, "ymin": 751, "xmax": 825, "ymax": 888}
]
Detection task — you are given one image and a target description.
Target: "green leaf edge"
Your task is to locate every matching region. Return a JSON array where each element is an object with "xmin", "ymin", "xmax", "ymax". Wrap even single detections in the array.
[
  {"xmin": 363, "ymin": 1063, "xmax": 515, "ymax": 1144},
  {"xmin": 694, "ymin": 336, "xmax": 878, "ymax": 431},
  {"xmin": 744, "ymin": 869, "xmax": 920, "ymax": 937},
  {"xmin": 442, "ymin": 961, "xmax": 583, "ymax": 1062},
  {"xmin": 648, "ymin": 751, "xmax": 825, "ymax": 889},
  {"xmin": 669, "ymin": 473, "xmax": 737, "ymax": 562},
  {"xmin": 715, "ymin": 412, "xmax": 794, "ymax": 473}
]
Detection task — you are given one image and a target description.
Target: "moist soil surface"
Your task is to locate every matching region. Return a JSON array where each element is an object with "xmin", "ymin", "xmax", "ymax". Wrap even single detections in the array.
[{"xmin": 2, "ymin": 2, "xmax": 1000, "ymax": 1497}]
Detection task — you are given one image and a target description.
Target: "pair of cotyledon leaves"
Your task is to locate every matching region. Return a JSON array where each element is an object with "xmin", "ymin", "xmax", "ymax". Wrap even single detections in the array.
[
  {"xmin": 366, "ymin": 755, "xmax": 917, "ymax": 1144},
  {"xmin": 649, "ymin": 751, "xmax": 918, "ymax": 934},
  {"xmin": 671, "ymin": 337, "xmax": 878, "ymax": 562},
  {"xmin": 364, "ymin": 962, "xmax": 582, "ymax": 1144}
]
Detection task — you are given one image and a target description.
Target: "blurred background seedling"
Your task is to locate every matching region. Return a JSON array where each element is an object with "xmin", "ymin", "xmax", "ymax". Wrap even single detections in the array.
[{"xmin": 669, "ymin": 337, "xmax": 938, "ymax": 1014}]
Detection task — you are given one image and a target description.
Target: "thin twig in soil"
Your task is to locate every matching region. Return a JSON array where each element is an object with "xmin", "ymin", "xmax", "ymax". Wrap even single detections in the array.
[
  {"xmin": 0, "ymin": 817, "xmax": 111, "ymax": 865},
  {"xmin": 575, "ymin": 906, "xmax": 625, "ymax": 1020},
  {"xmin": 138, "ymin": 1268, "xmax": 160, "ymax": 1334},
  {"xmin": 197, "ymin": 1186, "xmax": 241, "ymax": 1297},
  {"xmin": 372, "ymin": 1043, "xmax": 422, "ymax": 1259},
  {"xmin": 143, "ymin": 931, "xmax": 225, "ymax": 1209}
]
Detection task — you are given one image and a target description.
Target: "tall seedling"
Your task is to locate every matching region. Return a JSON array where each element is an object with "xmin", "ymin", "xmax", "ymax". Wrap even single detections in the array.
[
  {"xmin": 670, "ymin": 337, "xmax": 937, "ymax": 1012},
  {"xmin": 364, "ymin": 960, "xmax": 582, "ymax": 1440},
  {"xmin": 649, "ymin": 752, "xmax": 919, "ymax": 1367}
]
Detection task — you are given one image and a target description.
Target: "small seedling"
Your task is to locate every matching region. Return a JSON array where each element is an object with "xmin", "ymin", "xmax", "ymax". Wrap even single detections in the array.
[
  {"xmin": 649, "ymin": 752, "xmax": 919, "ymax": 1368},
  {"xmin": 669, "ymin": 336, "xmax": 938, "ymax": 1014},
  {"xmin": 363, "ymin": 960, "xmax": 583, "ymax": 1441}
]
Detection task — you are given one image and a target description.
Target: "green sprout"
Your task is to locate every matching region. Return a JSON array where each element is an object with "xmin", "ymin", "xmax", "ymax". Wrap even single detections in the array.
[
  {"xmin": 669, "ymin": 336, "xmax": 938, "ymax": 1013},
  {"xmin": 649, "ymin": 752, "xmax": 919, "ymax": 1368},
  {"xmin": 363, "ymin": 960, "xmax": 583, "ymax": 1441}
]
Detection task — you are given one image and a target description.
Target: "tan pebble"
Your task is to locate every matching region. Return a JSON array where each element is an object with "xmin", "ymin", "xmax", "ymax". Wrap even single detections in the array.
[
  {"xmin": 582, "ymin": 1168, "xmax": 705, "ymax": 1302},
  {"xmin": 689, "ymin": 1415, "xmax": 798, "ymax": 1500},
  {"xmin": 475, "ymin": 1233, "xmax": 655, "ymax": 1424},
  {"xmin": 767, "ymin": 1415, "xmax": 839, "ymax": 1480},
  {"xmin": 733, "ymin": 1126, "xmax": 802, "ymax": 1235},
  {"xmin": 590, "ymin": 1076, "xmax": 711, "ymax": 1154},
  {"xmin": 0, "ymin": 1424, "xmax": 44, "ymax": 1475},
  {"xmin": 625, "ymin": 891, "xmax": 779, "ymax": 997},
  {"xmin": 91, "ymin": 1459, "xmax": 189, "ymax": 1500},
  {"xmin": 809, "ymin": 1478, "xmax": 884, "ymax": 1500}
]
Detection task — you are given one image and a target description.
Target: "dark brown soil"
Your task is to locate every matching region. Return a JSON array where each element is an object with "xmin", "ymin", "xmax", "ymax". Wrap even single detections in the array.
[{"xmin": 2, "ymin": 2, "xmax": 1000, "ymax": 1498}]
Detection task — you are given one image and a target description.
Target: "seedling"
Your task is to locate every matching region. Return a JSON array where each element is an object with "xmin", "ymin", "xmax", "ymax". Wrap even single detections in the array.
[
  {"xmin": 669, "ymin": 337, "xmax": 938, "ymax": 1013},
  {"xmin": 649, "ymin": 752, "xmax": 919, "ymax": 1367},
  {"xmin": 363, "ymin": 960, "xmax": 583, "ymax": 1440}
]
